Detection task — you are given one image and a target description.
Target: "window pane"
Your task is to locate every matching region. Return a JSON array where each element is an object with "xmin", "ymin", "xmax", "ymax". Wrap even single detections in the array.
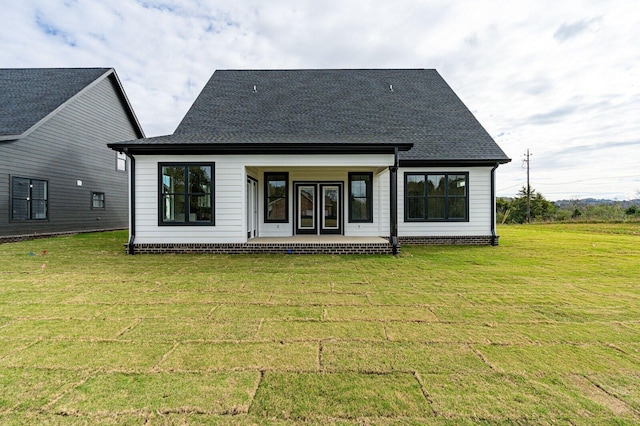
[
  {"xmin": 427, "ymin": 175, "xmax": 445, "ymax": 196},
  {"xmin": 12, "ymin": 199, "xmax": 29, "ymax": 220},
  {"xmin": 407, "ymin": 197, "xmax": 425, "ymax": 219},
  {"xmin": 163, "ymin": 194, "xmax": 185, "ymax": 222},
  {"xmin": 31, "ymin": 200, "xmax": 48, "ymax": 219},
  {"xmin": 12, "ymin": 178, "xmax": 29, "ymax": 199},
  {"xmin": 268, "ymin": 177, "xmax": 286, "ymax": 198},
  {"xmin": 351, "ymin": 197, "xmax": 370, "ymax": 220},
  {"xmin": 189, "ymin": 166, "xmax": 211, "ymax": 193},
  {"xmin": 449, "ymin": 197, "xmax": 466, "ymax": 219},
  {"xmin": 190, "ymin": 195, "xmax": 212, "ymax": 221},
  {"xmin": 162, "ymin": 167, "xmax": 185, "ymax": 194},
  {"xmin": 428, "ymin": 198, "xmax": 445, "ymax": 219},
  {"xmin": 448, "ymin": 175, "xmax": 466, "ymax": 196},
  {"xmin": 267, "ymin": 197, "xmax": 286, "ymax": 221},
  {"xmin": 406, "ymin": 175, "xmax": 425, "ymax": 196}
]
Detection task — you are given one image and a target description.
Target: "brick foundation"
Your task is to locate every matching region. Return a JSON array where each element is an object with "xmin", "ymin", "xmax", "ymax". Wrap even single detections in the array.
[
  {"xmin": 129, "ymin": 241, "xmax": 396, "ymax": 255},
  {"xmin": 399, "ymin": 235, "xmax": 498, "ymax": 246}
]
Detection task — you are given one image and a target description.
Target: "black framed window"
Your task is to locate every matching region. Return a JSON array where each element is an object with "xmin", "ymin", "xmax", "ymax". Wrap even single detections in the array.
[
  {"xmin": 11, "ymin": 177, "xmax": 48, "ymax": 221},
  {"xmin": 404, "ymin": 173, "xmax": 468, "ymax": 221},
  {"xmin": 349, "ymin": 172, "xmax": 373, "ymax": 222},
  {"xmin": 159, "ymin": 163, "xmax": 214, "ymax": 225},
  {"xmin": 92, "ymin": 192, "xmax": 105, "ymax": 209},
  {"xmin": 264, "ymin": 172, "xmax": 288, "ymax": 223}
]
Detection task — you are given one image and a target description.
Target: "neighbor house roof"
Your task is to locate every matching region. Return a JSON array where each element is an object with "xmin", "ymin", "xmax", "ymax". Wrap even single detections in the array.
[
  {"xmin": 0, "ymin": 67, "xmax": 144, "ymax": 141},
  {"xmin": 110, "ymin": 69, "xmax": 510, "ymax": 164}
]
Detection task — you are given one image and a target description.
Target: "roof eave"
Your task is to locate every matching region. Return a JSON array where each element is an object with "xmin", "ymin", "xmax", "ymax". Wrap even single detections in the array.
[
  {"xmin": 108, "ymin": 141, "xmax": 414, "ymax": 155},
  {"xmin": 399, "ymin": 158, "xmax": 512, "ymax": 167}
]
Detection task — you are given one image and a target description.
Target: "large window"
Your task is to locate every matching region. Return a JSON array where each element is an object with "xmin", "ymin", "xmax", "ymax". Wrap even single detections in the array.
[
  {"xmin": 405, "ymin": 173, "xmax": 468, "ymax": 221},
  {"xmin": 349, "ymin": 172, "xmax": 373, "ymax": 222},
  {"xmin": 264, "ymin": 172, "xmax": 288, "ymax": 223},
  {"xmin": 11, "ymin": 177, "xmax": 48, "ymax": 221},
  {"xmin": 159, "ymin": 163, "xmax": 214, "ymax": 225}
]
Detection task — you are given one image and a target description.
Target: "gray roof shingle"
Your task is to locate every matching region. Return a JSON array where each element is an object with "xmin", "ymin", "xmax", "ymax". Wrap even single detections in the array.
[
  {"xmin": 113, "ymin": 69, "xmax": 510, "ymax": 163},
  {"xmin": 0, "ymin": 68, "xmax": 111, "ymax": 138}
]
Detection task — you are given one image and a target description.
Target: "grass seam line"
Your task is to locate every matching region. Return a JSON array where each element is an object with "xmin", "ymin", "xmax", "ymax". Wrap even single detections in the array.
[
  {"xmin": 206, "ymin": 305, "xmax": 220, "ymax": 319},
  {"xmin": 153, "ymin": 342, "xmax": 181, "ymax": 370},
  {"xmin": 246, "ymin": 370, "xmax": 265, "ymax": 416},
  {"xmin": 42, "ymin": 371, "xmax": 95, "ymax": 412},
  {"xmin": 115, "ymin": 319, "xmax": 142, "ymax": 337},
  {"xmin": 412, "ymin": 371, "xmax": 438, "ymax": 417},
  {"xmin": 468, "ymin": 344, "xmax": 497, "ymax": 371},
  {"xmin": 583, "ymin": 374, "xmax": 640, "ymax": 417}
]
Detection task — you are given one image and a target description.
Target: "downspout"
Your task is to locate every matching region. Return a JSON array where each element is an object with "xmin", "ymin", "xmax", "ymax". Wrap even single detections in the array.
[
  {"xmin": 389, "ymin": 147, "xmax": 399, "ymax": 254},
  {"xmin": 490, "ymin": 163, "xmax": 499, "ymax": 246},
  {"xmin": 124, "ymin": 148, "xmax": 136, "ymax": 255}
]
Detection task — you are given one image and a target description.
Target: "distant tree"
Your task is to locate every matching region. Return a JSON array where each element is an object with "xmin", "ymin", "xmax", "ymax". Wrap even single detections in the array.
[
  {"xmin": 572, "ymin": 208, "xmax": 582, "ymax": 219},
  {"xmin": 625, "ymin": 206, "xmax": 637, "ymax": 215},
  {"xmin": 496, "ymin": 197, "xmax": 511, "ymax": 224},
  {"xmin": 499, "ymin": 187, "xmax": 555, "ymax": 224}
]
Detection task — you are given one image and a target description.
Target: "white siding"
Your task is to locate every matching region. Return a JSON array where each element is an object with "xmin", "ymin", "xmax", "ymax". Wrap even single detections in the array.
[
  {"xmin": 397, "ymin": 167, "xmax": 493, "ymax": 236},
  {"xmin": 133, "ymin": 156, "xmax": 495, "ymax": 243},
  {"xmin": 133, "ymin": 153, "xmax": 393, "ymax": 243}
]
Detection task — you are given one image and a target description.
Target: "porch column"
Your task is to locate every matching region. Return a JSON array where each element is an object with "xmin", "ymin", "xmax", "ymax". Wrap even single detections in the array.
[{"xmin": 389, "ymin": 147, "xmax": 399, "ymax": 254}]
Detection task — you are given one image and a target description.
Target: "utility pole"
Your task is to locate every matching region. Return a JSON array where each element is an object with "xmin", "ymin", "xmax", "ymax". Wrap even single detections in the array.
[{"xmin": 524, "ymin": 149, "xmax": 532, "ymax": 223}]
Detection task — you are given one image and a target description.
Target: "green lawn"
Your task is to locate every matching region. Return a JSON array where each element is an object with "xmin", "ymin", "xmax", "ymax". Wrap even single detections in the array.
[{"xmin": 0, "ymin": 223, "xmax": 639, "ymax": 424}]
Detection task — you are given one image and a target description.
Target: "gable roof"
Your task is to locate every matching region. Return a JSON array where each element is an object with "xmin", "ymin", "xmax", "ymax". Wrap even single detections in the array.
[
  {"xmin": 110, "ymin": 69, "xmax": 509, "ymax": 164},
  {"xmin": 0, "ymin": 67, "xmax": 144, "ymax": 141}
]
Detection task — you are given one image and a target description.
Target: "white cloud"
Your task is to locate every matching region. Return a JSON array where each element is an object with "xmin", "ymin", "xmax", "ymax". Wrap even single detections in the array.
[{"xmin": 1, "ymin": 0, "xmax": 639, "ymax": 200}]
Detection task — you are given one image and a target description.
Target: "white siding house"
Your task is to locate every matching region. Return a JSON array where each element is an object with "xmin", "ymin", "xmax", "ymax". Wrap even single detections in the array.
[{"xmin": 110, "ymin": 69, "xmax": 510, "ymax": 254}]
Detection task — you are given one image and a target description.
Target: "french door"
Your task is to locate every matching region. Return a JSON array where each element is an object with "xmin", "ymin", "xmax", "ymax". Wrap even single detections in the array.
[{"xmin": 294, "ymin": 183, "xmax": 342, "ymax": 235}]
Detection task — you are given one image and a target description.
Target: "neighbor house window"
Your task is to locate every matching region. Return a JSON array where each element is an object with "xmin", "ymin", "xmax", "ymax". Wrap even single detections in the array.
[
  {"xmin": 405, "ymin": 173, "xmax": 468, "ymax": 221},
  {"xmin": 265, "ymin": 172, "xmax": 288, "ymax": 223},
  {"xmin": 349, "ymin": 172, "xmax": 373, "ymax": 222},
  {"xmin": 92, "ymin": 192, "xmax": 105, "ymax": 209},
  {"xmin": 159, "ymin": 163, "xmax": 214, "ymax": 225},
  {"xmin": 11, "ymin": 177, "xmax": 48, "ymax": 221},
  {"xmin": 116, "ymin": 152, "xmax": 127, "ymax": 171}
]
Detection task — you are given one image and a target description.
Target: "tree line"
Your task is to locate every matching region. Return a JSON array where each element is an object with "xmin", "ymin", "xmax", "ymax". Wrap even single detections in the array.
[{"xmin": 497, "ymin": 187, "xmax": 640, "ymax": 224}]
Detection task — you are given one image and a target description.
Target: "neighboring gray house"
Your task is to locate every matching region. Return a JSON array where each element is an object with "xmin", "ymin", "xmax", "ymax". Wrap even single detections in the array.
[
  {"xmin": 0, "ymin": 68, "xmax": 144, "ymax": 242},
  {"xmin": 109, "ymin": 69, "xmax": 510, "ymax": 254}
]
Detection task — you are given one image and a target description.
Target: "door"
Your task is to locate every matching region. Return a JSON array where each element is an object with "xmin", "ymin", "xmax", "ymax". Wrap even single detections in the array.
[
  {"xmin": 295, "ymin": 184, "xmax": 317, "ymax": 234},
  {"xmin": 247, "ymin": 178, "xmax": 258, "ymax": 239},
  {"xmin": 320, "ymin": 184, "xmax": 341, "ymax": 235},
  {"xmin": 294, "ymin": 183, "xmax": 342, "ymax": 235}
]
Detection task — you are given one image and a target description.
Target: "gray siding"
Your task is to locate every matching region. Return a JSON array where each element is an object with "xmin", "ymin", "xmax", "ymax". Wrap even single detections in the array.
[{"xmin": 0, "ymin": 75, "xmax": 139, "ymax": 238}]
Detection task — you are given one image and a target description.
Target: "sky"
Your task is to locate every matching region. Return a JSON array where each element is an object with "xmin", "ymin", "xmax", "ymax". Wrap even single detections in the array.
[{"xmin": 1, "ymin": 0, "xmax": 639, "ymax": 201}]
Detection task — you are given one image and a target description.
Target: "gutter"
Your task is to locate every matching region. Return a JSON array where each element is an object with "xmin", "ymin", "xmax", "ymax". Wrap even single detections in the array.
[
  {"xmin": 490, "ymin": 163, "xmax": 499, "ymax": 246},
  {"xmin": 124, "ymin": 148, "xmax": 136, "ymax": 254}
]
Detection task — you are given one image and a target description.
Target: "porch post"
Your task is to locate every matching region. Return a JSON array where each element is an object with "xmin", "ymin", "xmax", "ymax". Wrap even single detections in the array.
[{"xmin": 389, "ymin": 147, "xmax": 399, "ymax": 254}]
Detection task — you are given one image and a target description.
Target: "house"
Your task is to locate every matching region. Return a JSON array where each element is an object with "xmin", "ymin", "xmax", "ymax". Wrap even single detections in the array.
[
  {"xmin": 0, "ymin": 68, "xmax": 144, "ymax": 242},
  {"xmin": 108, "ymin": 69, "xmax": 510, "ymax": 254}
]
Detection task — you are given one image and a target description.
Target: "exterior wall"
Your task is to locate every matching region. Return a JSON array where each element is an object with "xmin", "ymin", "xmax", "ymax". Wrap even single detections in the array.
[
  {"xmin": 0, "ymin": 76, "xmax": 139, "ymax": 238},
  {"xmin": 132, "ymin": 154, "xmax": 393, "ymax": 244},
  {"xmin": 397, "ymin": 166, "xmax": 494, "ymax": 237}
]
